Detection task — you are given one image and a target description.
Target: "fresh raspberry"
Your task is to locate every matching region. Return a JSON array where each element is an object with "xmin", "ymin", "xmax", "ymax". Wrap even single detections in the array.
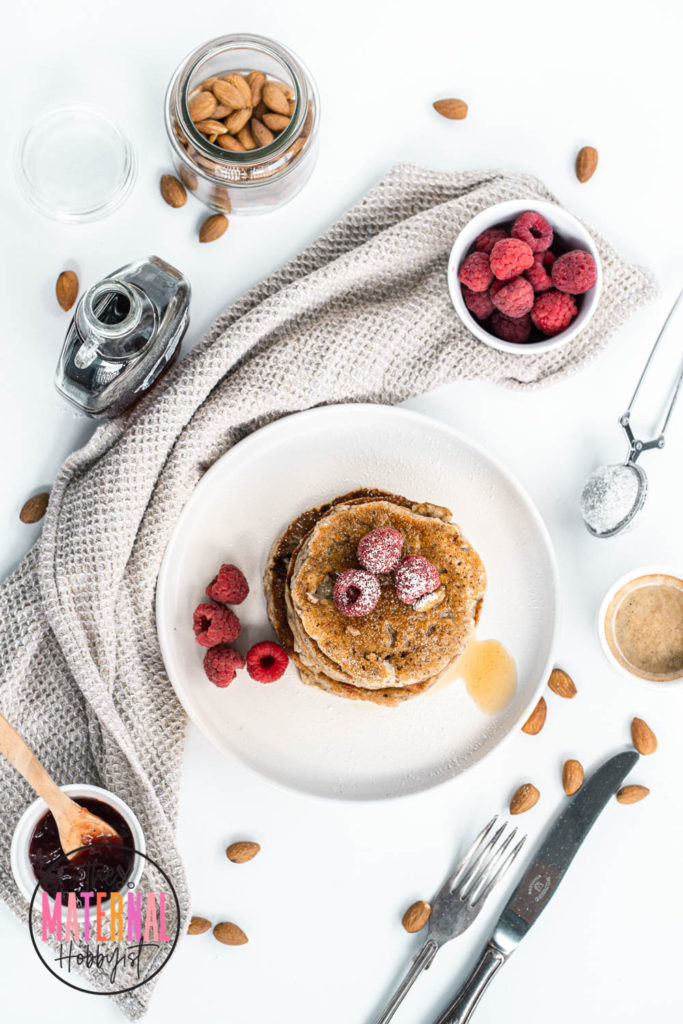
[
  {"xmin": 246, "ymin": 641, "xmax": 289, "ymax": 683},
  {"xmin": 462, "ymin": 286, "xmax": 494, "ymax": 320},
  {"xmin": 489, "ymin": 238, "xmax": 534, "ymax": 281},
  {"xmin": 541, "ymin": 250, "xmax": 556, "ymax": 270},
  {"xmin": 357, "ymin": 528, "xmax": 403, "ymax": 574},
  {"xmin": 511, "ymin": 211, "xmax": 553, "ymax": 253},
  {"xmin": 193, "ymin": 602, "xmax": 241, "ymax": 647},
  {"xmin": 457, "ymin": 251, "xmax": 493, "ymax": 293},
  {"xmin": 333, "ymin": 569, "xmax": 381, "ymax": 617},
  {"xmin": 394, "ymin": 555, "xmax": 440, "ymax": 605},
  {"xmin": 206, "ymin": 564, "xmax": 249, "ymax": 605},
  {"xmin": 490, "ymin": 311, "xmax": 532, "ymax": 343},
  {"xmin": 551, "ymin": 250, "xmax": 597, "ymax": 294},
  {"xmin": 490, "ymin": 276, "xmax": 534, "ymax": 317},
  {"xmin": 531, "ymin": 290, "xmax": 577, "ymax": 336},
  {"xmin": 204, "ymin": 645, "xmax": 245, "ymax": 688},
  {"xmin": 524, "ymin": 257, "xmax": 553, "ymax": 293},
  {"xmin": 474, "ymin": 227, "xmax": 508, "ymax": 255}
]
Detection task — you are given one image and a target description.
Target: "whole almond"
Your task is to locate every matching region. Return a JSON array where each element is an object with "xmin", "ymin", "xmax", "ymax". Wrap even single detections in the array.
[
  {"xmin": 159, "ymin": 174, "xmax": 187, "ymax": 208},
  {"xmin": 263, "ymin": 82, "xmax": 290, "ymax": 115},
  {"xmin": 548, "ymin": 668, "xmax": 577, "ymax": 699},
  {"xmin": 433, "ymin": 98, "xmax": 468, "ymax": 120},
  {"xmin": 616, "ymin": 784, "xmax": 650, "ymax": 805},
  {"xmin": 267, "ymin": 80, "xmax": 294, "ymax": 100},
  {"xmin": 250, "ymin": 118, "xmax": 275, "ymax": 148},
  {"xmin": 200, "ymin": 76, "xmax": 219, "ymax": 92},
  {"xmin": 253, "ymin": 100, "xmax": 268, "ymax": 121},
  {"xmin": 248, "ymin": 70, "xmax": 266, "ymax": 107},
  {"xmin": 187, "ymin": 915, "xmax": 211, "ymax": 935},
  {"xmin": 213, "ymin": 80, "xmax": 245, "ymax": 111},
  {"xmin": 194, "ymin": 119, "xmax": 229, "ymax": 137},
  {"xmin": 521, "ymin": 696, "xmax": 546, "ymax": 735},
  {"xmin": 213, "ymin": 104, "xmax": 232, "ymax": 119},
  {"xmin": 224, "ymin": 73, "xmax": 252, "ymax": 107},
  {"xmin": 402, "ymin": 900, "xmax": 431, "ymax": 933},
  {"xmin": 199, "ymin": 214, "xmax": 229, "ymax": 243},
  {"xmin": 510, "ymin": 783, "xmax": 540, "ymax": 815},
  {"xmin": 237, "ymin": 125, "xmax": 257, "ymax": 150},
  {"xmin": 225, "ymin": 107, "xmax": 252, "ymax": 134},
  {"xmin": 56, "ymin": 270, "xmax": 79, "ymax": 311},
  {"xmin": 217, "ymin": 134, "xmax": 246, "ymax": 152},
  {"xmin": 226, "ymin": 840, "xmax": 260, "ymax": 863},
  {"xmin": 562, "ymin": 759, "xmax": 584, "ymax": 795},
  {"xmin": 213, "ymin": 921, "xmax": 248, "ymax": 945},
  {"xmin": 631, "ymin": 717, "xmax": 657, "ymax": 755},
  {"xmin": 20, "ymin": 492, "xmax": 49, "ymax": 524},
  {"xmin": 262, "ymin": 113, "xmax": 290, "ymax": 132},
  {"xmin": 575, "ymin": 146, "xmax": 598, "ymax": 183},
  {"xmin": 188, "ymin": 90, "xmax": 217, "ymax": 122}
]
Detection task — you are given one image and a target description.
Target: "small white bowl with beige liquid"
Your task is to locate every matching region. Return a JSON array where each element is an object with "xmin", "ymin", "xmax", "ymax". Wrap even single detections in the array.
[{"xmin": 599, "ymin": 567, "xmax": 683, "ymax": 687}]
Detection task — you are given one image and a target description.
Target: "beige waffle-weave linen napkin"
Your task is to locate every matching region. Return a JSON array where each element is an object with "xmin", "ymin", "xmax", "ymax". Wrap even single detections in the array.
[{"xmin": 0, "ymin": 165, "xmax": 655, "ymax": 1016}]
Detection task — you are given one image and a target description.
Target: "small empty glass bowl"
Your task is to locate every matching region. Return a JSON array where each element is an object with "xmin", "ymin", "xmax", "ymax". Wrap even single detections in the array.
[{"xmin": 17, "ymin": 105, "xmax": 137, "ymax": 222}]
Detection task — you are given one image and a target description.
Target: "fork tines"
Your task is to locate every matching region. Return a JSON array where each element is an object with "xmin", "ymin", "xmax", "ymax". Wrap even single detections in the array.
[{"xmin": 447, "ymin": 816, "xmax": 525, "ymax": 908}]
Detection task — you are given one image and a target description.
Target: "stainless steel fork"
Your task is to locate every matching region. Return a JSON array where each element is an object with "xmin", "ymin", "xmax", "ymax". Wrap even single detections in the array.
[{"xmin": 373, "ymin": 817, "xmax": 526, "ymax": 1024}]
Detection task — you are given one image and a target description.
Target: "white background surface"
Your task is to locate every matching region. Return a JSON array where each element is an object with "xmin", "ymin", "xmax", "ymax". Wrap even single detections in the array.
[{"xmin": 1, "ymin": 1, "xmax": 682, "ymax": 1021}]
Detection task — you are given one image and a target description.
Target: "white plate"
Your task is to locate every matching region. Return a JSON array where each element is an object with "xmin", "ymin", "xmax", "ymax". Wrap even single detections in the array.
[{"xmin": 156, "ymin": 405, "xmax": 558, "ymax": 800}]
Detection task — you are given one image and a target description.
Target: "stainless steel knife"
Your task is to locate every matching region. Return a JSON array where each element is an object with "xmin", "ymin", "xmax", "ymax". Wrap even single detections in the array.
[{"xmin": 433, "ymin": 749, "xmax": 639, "ymax": 1024}]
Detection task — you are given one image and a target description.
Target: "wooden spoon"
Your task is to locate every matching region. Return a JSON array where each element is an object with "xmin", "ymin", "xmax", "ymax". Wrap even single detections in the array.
[{"xmin": 0, "ymin": 712, "xmax": 121, "ymax": 859}]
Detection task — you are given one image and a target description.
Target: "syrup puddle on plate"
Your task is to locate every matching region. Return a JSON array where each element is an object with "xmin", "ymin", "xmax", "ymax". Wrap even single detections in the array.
[{"xmin": 431, "ymin": 637, "xmax": 517, "ymax": 714}]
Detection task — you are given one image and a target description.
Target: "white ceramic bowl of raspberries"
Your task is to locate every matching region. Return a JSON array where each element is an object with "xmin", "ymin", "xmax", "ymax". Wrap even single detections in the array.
[{"xmin": 448, "ymin": 199, "xmax": 602, "ymax": 355}]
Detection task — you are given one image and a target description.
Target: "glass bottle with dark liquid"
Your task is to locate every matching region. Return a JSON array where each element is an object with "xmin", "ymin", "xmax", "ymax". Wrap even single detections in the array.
[{"xmin": 55, "ymin": 256, "xmax": 190, "ymax": 417}]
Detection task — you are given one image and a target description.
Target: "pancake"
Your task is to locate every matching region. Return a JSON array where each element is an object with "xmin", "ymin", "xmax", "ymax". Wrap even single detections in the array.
[{"xmin": 264, "ymin": 490, "xmax": 486, "ymax": 705}]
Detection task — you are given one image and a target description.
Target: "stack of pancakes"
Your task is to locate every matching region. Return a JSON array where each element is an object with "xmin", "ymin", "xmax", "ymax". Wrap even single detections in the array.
[{"xmin": 264, "ymin": 490, "xmax": 486, "ymax": 705}]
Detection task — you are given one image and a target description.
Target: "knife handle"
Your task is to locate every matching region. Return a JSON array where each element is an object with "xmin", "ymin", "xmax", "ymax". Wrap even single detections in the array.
[{"xmin": 434, "ymin": 942, "xmax": 507, "ymax": 1024}]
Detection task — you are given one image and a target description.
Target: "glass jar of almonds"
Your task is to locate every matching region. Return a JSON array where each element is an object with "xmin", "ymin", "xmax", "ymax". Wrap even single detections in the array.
[{"xmin": 164, "ymin": 34, "xmax": 319, "ymax": 215}]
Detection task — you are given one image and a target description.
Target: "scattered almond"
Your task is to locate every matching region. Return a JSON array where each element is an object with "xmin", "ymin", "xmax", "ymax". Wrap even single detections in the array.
[
  {"xmin": 402, "ymin": 900, "xmax": 431, "ymax": 933},
  {"xmin": 433, "ymin": 98, "xmax": 468, "ymax": 120},
  {"xmin": 199, "ymin": 214, "xmax": 229, "ymax": 243},
  {"xmin": 631, "ymin": 717, "xmax": 657, "ymax": 755},
  {"xmin": 159, "ymin": 174, "xmax": 187, "ymax": 209},
  {"xmin": 521, "ymin": 696, "xmax": 546, "ymax": 735},
  {"xmin": 188, "ymin": 90, "xmax": 217, "ymax": 122},
  {"xmin": 20, "ymin": 492, "xmax": 49, "ymax": 524},
  {"xmin": 226, "ymin": 840, "xmax": 260, "ymax": 863},
  {"xmin": 213, "ymin": 921, "xmax": 248, "ymax": 945},
  {"xmin": 187, "ymin": 915, "xmax": 212, "ymax": 935},
  {"xmin": 562, "ymin": 759, "xmax": 584, "ymax": 795},
  {"xmin": 263, "ymin": 82, "xmax": 290, "ymax": 115},
  {"xmin": 616, "ymin": 784, "xmax": 649, "ymax": 805},
  {"xmin": 575, "ymin": 146, "xmax": 598, "ymax": 183},
  {"xmin": 548, "ymin": 668, "xmax": 577, "ymax": 699},
  {"xmin": 56, "ymin": 270, "xmax": 79, "ymax": 311},
  {"xmin": 510, "ymin": 783, "xmax": 540, "ymax": 815}
]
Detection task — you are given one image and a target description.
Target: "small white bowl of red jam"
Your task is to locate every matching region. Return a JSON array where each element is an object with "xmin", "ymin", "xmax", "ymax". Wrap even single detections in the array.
[{"xmin": 10, "ymin": 783, "xmax": 145, "ymax": 919}]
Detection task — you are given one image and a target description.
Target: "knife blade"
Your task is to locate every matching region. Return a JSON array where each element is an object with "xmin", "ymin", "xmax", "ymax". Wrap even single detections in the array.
[{"xmin": 433, "ymin": 749, "xmax": 639, "ymax": 1024}]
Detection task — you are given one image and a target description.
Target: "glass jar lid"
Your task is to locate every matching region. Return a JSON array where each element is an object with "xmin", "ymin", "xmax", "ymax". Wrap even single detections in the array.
[{"xmin": 17, "ymin": 105, "xmax": 137, "ymax": 222}]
